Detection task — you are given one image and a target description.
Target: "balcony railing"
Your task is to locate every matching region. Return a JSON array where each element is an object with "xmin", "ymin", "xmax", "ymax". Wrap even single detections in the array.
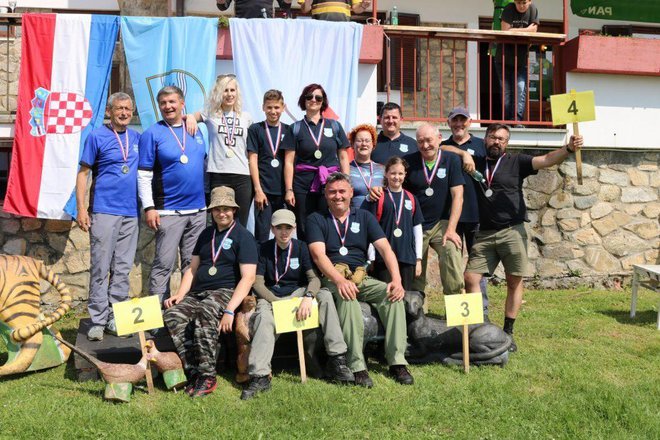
[
  {"xmin": 382, "ymin": 25, "xmax": 566, "ymax": 127},
  {"xmin": 0, "ymin": 14, "xmax": 21, "ymax": 124}
]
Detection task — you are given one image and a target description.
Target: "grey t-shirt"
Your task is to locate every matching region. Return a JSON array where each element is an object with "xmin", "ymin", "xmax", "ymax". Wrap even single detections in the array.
[{"xmin": 203, "ymin": 110, "xmax": 253, "ymax": 175}]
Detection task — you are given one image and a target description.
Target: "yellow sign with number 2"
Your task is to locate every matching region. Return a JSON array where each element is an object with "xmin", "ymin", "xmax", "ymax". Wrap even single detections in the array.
[
  {"xmin": 550, "ymin": 90, "xmax": 596, "ymax": 125},
  {"xmin": 112, "ymin": 295, "xmax": 164, "ymax": 336},
  {"xmin": 445, "ymin": 292, "xmax": 484, "ymax": 327}
]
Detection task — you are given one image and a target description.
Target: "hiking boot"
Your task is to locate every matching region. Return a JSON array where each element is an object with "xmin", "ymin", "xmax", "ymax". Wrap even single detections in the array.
[
  {"xmin": 87, "ymin": 325, "xmax": 104, "ymax": 341},
  {"xmin": 191, "ymin": 375, "xmax": 217, "ymax": 398},
  {"xmin": 240, "ymin": 375, "xmax": 271, "ymax": 400},
  {"xmin": 507, "ymin": 334, "xmax": 518, "ymax": 353},
  {"xmin": 325, "ymin": 354, "xmax": 355, "ymax": 383},
  {"xmin": 185, "ymin": 375, "xmax": 199, "ymax": 396},
  {"xmin": 353, "ymin": 370, "xmax": 373, "ymax": 389},
  {"xmin": 388, "ymin": 365, "xmax": 414, "ymax": 385}
]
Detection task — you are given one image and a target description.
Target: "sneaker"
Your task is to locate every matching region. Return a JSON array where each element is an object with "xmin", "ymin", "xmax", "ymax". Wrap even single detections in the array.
[
  {"xmin": 87, "ymin": 325, "xmax": 104, "ymax": 341},
  {"xmin": 240, "ymin": 375, "xmax": 271, "ymax": 400},
  {"xmin": 508, "ymin": 335, "xmax": 518, "ymax": 353},
  {"xmin": 388, "ymin": 365, "xmax": 414, "ymax": 385},
  {"xmin": 184, "ymin": 375, "xmax": 199, "ymax": 396},
  {"xmin": 191, "ymin": 375, "xmax": 217, "ymax": 398},
  {"xmin": 325, "ymin": 354, "xmax": 355, "ymax": 383},
  {"xmin": 353, "ymin": 370, "xmax": 373, "ymax": 389}
]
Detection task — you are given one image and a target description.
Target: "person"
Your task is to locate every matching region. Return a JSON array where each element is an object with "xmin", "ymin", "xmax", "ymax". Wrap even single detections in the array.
[
  {"xmin": 299, "ymin": 0, "xmax": 371, "ymax": 21},
  {"xmin": 372, "ymin": 102, "xmax": 418, "ymax": 165},
  {"xmin": 440, "ymin": 107, "xmax": 490, "ymax": 317},
  {"xmin": 216, "ymin": 0, "xmax": 292, "ymax": 18},
  {"xmin": 186, "ymin": 74, "xmax": 254, "ymax": 226},
  {"xmin": 241, "ymin": 209, "xmax": 354, "ymax": 400},
  {"xmin": 163, "ymin": 186, "xmax": 258, "ymax": 398},
  {"xmin": 138, "ymin": 86, "xmax": 207, "ymax": 306},
  {"xmin": 464, "ymin": 124, "xmax": 582, "ymax": 352},
  {"xmin": 361, "ymin": 157, "xmax": 423, "ymax": 291},
  {"xmin": 403, "ymin": 123, "xmax": 465, "ymax": 297},
  {"xmin": 247, "ymin": 89, "xmax": 289, "ymax": 243},
  {"xmin": 307, "ymin": 172, "xmax": 413, "ymax": 388},
  {"xmin": 76, "ymin": 92, "xmax": 140, "ymax": 341},
  {"xmin": 495, "ymin": 0, "xmax": 539, "ymax": 124},
  {"xmin": 347, "ymin": 124, "xmax": 384, "ymax": 210},
  {"xmin": 282, "ymin": 83, "xmax": 350, "ymax": 240}
]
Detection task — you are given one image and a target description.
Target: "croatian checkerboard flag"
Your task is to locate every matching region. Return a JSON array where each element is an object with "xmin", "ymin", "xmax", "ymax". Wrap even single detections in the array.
[{"xmin": 4, "ymin": 13, "xmax": 119, "ymax": 219}]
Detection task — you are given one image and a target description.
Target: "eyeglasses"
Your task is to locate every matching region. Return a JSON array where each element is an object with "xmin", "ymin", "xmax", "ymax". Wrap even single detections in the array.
[
  {"xmin": 305, "ymin": 94, "xmax": 323, "ymax": 103},
  {"xmin": 486, "ymin": 134, "xmax": 509, "ymax": 142}
]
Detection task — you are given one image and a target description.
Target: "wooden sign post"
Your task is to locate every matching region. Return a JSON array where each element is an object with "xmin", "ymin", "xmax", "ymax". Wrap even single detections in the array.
[
  {"xmin": 445, "ymin": 290, "xmax": 484, "ymax": 374},
  {"xmin": 113, "ymin": 295, "xmax": 165, "ymax": 394},
  {"xmin": 550, "ymin": 89, "xmax": 596, "ymax": 185},
  {"xmin": 272, "ymin": 297, "xmax": 320, "ymax": 383}
]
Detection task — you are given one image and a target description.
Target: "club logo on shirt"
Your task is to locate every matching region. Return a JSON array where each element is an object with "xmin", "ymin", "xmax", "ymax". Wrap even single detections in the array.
[
  {"xmin": 405, "ymin": 200, "xmax": 413, "ymax": 211},
  {"xmin": 437, "ymin": 168, "xmax": 447, "ymax": 179},
  {"xmin": 350, "ymin": 222, "xmax": 360, "ymax": 233},
  {"xmin": 133, "ymin": 144, "xmax": 139, "ymax": 153},
  {"xmin": 467, "ymin": 148, "xmax": 475, "ymax": 155},
  {"xmin": 323, "ymin": 128, "xmax": 333, "ymax": 138},
  {"xmin": 222, "ymin": 238, "xmax": 233, "ymax": 250},
  {"xmin": 399, "ymin": 143, "xmax": 409, "ymax": 153},
  {"xmin": 290, "ymin": 258, "xmax": 300, "ymax": 270},
  {"xmin": 195, "ymin": 135, "xmax": 204, "ymax": 144}
]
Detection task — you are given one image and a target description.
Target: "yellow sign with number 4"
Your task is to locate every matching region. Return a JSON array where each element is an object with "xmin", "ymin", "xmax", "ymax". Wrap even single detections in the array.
[
  {"xmin": 445, "ymin": 292, "xmax": 484, "ymax": 327},
  {"xmin": 550, "ymin": 90, "xmax": 596, "ymax": 125},
  {"xmin": 112, "ymin": 295, "xmax": 164, "ymax": 336}
]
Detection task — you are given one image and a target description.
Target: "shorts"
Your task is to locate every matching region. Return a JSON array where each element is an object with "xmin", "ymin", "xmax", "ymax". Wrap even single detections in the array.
[{"xmin": 465, "ymin": 222, "xmax": 530, "ymax": 277}]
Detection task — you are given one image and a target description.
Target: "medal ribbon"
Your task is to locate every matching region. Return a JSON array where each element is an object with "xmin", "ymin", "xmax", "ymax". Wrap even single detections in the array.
[
  {"xmin": 165, "ymin": 122, "xmax": 186, "ymax": 156},
  {"xmin": 387, "ymin": 189, "xmax": 405, "ymax": 228},
  {"xmin": 353, "ymin": 160, "xmax": 374, "ymax": 190},
  {"xmin": 210, "ymin": 221, "xmax": 237, "ymax": 268},
  {"xmin": 422, "ymin": 150, "xmax": 442, "ymax": 188},
  {"xmin": 112, "ymin": 127, "xmax": 129, "ymax": 165},
  {"xmin": 221, "ymin": 111, "xmax": 236, "ymax": 146},
  {"xmin": 303, "ymin": 118, "xmax": 325, "ymax": 155},
  {"xmin": 274, "ymin": 241, "xmax": 294, "ymax": 285},
  {"xmin": 485, "ymin": 153, "xmax": 506, "ymax": 188},
  {"xmin": 331, "ymin": 211, "xmax": 350, "ymax": 251},
  {"xmin": 264, "ymin": 122, "xmax": 282, "ymax": 159}
]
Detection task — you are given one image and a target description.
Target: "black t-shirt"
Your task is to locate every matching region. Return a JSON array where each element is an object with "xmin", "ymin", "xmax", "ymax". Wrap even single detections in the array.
[
  {"xmin": 191, "ymin": 223, "xmax": 259, "ymax": 292},
  {"xmin": 501, "ymin": 3, "xmax": 540, "ymax": 64},
  {"xmin": 372, "ymin": 132, "xmax": 419, "ymax": 165},
  {"xmin": 361, "ymin": 189, "xmax": 423, "ymax": 266},
  {"xmin": 403, "ymin": 150, "xmax": 465, "ymax": 230},
  {"xmin": 281, "ymin": 117, "xmax": 349, "ymax": 193},
  {"xmin": 306, "ymin": 209, "xmax": 385, "ymax": 271},
  {"xmin": 441, "ymin": 134, "xmax": 486, "ymax": 224},
  {"xmin": 216, "ymin": 0, "xmax": 289, "ymax": 18},
  {"xmin": 257, "ymin": 238, "xmax": 314, "ymax": 297},
  {"xmin": 474, "ymin": 153, "xmax": 538, "ymax": 231},
  {"xmin": 247, "ymin": 121, "xmax": 289, "ymax": 196}
]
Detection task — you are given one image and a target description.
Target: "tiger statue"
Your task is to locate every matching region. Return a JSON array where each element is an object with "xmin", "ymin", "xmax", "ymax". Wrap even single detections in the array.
[{"xmin": 0, "ymin": 255, "xmax": 72, "ymax": 376}]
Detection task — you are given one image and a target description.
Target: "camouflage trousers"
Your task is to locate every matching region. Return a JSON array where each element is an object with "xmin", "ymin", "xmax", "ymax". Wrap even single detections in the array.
[{"xmin": 163, "ymin": 288, "xmax": 233, "ymax": 377}]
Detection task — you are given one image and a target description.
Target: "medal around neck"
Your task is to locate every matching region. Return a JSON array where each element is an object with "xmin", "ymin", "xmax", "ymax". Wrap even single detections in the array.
[
  {"xmin": 339, "ymin": 246, "xmax": 348, "ymax": 256},
  {"xmin": 121, "ymin": 165, "xmax": 129, "ymax": 174},
  {"xmin": 425, "ymin": 187, "xmax": 434, "ymax": 197},
  {"xmin": 208, "ymin": 266, "xmax": 218, "ymax": 276},
  {"xmin": 227, "ymin": 149, "xmax": 235, "ymax": 158},
  {"xmin": 485, "ymin": 188, "xmax": 493, "ymax": 198},
  {"xmin": 314, "ymin": 150, "xmax": 322, "ymax": 159},
  {"xmin": 271, "ymin": 158, "xmax": 280, "ymax": 168},
  {"xmin": 393, "ymin": 228, "xmax": 403, "ymax": 238},
  {"xmin": 180, "ymin": 154, "xmax": 188, "ymax": 164}
]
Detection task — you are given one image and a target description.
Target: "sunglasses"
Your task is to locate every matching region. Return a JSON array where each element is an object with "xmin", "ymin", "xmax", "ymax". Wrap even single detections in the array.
[{"xmin": 305, "ymin": 94, "xmax": 323, "ymax": 103}]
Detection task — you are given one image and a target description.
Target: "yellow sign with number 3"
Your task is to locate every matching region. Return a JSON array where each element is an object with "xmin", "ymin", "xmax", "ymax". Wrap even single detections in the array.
[
  {"xmin": 445, "ymin": 292, "xmax": 484, "ymax": 327},
  {"xmin": 112, "ymin": 295, "xmax": 164, "ymax": 336},
  {"xmin": 550, "ymin": 90, "xmax": 596, "ymax": 125},
  {"xmin": 273, "ymin": 297, "xmax": 319, "ymax": 334}
]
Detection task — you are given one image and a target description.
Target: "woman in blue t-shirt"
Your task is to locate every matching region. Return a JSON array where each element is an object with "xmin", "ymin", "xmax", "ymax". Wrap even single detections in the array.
[{"xmin": 348, "ymin": 124, "xmax": 384, "ymax": 210}]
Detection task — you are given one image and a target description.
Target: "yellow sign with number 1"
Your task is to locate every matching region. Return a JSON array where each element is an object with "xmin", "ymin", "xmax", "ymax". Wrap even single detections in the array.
[
  {"xmin": 550, "ymin": 90, "xmax": 596, "ymax": 125},
  {"xmin": 445, "ymin": 292, "xmax": 484, "ymax": 327},
  {"xmin": 112, "ymin": 295, "xmax": 164, "ymax": 336}
]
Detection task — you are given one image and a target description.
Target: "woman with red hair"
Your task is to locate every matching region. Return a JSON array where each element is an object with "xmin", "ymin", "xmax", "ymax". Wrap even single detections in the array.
[{"xmin": 348, "ymin": 124, "xmax": 384, "ymax": 210}]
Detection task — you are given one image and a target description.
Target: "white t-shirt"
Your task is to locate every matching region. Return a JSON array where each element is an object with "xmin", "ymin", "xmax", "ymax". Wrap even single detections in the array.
[{"xmin": 203, "ymin": 110, "xmax": 253, "ymax": 175}]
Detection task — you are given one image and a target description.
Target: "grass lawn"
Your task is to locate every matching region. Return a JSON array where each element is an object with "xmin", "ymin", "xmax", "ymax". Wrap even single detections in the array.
[{"xmin": 1, "ymin": 286, "xmax": 659, "ymax": 440}]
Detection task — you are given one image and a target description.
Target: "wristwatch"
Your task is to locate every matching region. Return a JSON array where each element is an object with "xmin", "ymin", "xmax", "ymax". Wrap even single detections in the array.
[{"xmin": 304, "ymin": 292, "xmax": 313, "ymax": 298}]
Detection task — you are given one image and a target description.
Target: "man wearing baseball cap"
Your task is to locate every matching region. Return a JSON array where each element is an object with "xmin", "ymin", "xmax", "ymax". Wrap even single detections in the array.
[{"xmin": 242, "ymin": 208, "xmax": 354, "ymax": 399}]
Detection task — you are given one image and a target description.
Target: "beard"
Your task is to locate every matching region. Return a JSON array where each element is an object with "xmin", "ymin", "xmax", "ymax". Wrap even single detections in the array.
[{"xmin": 487, "ymin": 145, "xmax": 504, "ymax": 160}]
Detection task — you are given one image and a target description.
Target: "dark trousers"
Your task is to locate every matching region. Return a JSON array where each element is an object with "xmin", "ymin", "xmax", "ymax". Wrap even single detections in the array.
[
  {"xmin": 372, "ymin": 261, "xmax": 415, "ymax": 292},
  {"xmin": 254, "ymin": 193, "xmax": 286, "ymax": 244},
  {"xmin": 290, "ymin": 191, "xmax": 326, "ymax": 241},
  {"xmin": 209, "ymin": 173, "xmax": 253, "ymax": 227},
  {"xmin": 458, "ymin": 221, "xmax": 489, "ymax": 313}
]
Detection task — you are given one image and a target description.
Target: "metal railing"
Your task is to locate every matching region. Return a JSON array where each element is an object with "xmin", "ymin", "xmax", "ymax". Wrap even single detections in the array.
[{"xmin": 0, "ymin": 14, "xmax": 21, "ymax": 123}]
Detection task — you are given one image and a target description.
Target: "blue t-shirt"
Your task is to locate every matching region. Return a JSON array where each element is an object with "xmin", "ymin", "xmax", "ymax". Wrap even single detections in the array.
[
  {"xmin": 138, "ymin": 121, "xmax": 206, "ymax": 211},
  {"xmin": 349, "ymin": 160, "xmax": 385, "ymax": 210},
  {"xmin": 257, "ymin": 238, "xmax": 314, "ymax": 297},
  {"xmin": 306, "ymin": 209, "xmax": 385, "ymax": 271},
  {"xmin": 403, "ymin": 150, "xmax": 465, "ymax": 230},
  {"xmin": 191, "ymin": 223, "xmax": 259, "ymax": 292},
  {"xmin": 361, "ymin": 189, "xmax": 423, "ymax": 266},
  {"xmin": 246, "ymin": 121, "xmax": 289, "ymax": 196},
  {"xmin": 372, "ymin": 131, "xmax": 418, "ymax": 165},
  {"xmin": 441, "ymin": 134, "xmax": 487, "ymax": 223},
  {"xmin": 281, "ymin": 117, "xmax": 349, "ymax": 193},
  {"xmin": 79, "ymin": 125, "xmax": 140, "ymax": 217}
]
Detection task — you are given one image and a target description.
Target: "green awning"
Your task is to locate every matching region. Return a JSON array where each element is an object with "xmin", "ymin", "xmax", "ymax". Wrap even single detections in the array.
[{"xmin": 571, "ymin": 0, "xmax": 660, "ymax": 24}]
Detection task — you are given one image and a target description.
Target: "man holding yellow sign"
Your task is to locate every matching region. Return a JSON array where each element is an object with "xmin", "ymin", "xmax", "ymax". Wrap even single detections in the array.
[
  {"xmin": 241, "ymin": 209, "xmax": 353, "ymax": 400},
  {"xmin": 464, "ymin": 124, "xmax": 583, "ymax": 353}
]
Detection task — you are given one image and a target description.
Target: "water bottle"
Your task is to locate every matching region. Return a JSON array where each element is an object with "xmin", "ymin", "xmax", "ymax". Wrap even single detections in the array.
[
  {"xmin": 470, "ymin": 169, "xmax": 485, "ymax": 183},
  {"xmin": 391, "ymin": 6, "xmax": 398, "ymax": 26},
  {"xmin": 261, "ymin": 7, "xmax": 268, "ymax": 18}
]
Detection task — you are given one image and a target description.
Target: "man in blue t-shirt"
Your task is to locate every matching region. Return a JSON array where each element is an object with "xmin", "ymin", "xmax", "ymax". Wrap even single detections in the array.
[
  {"xmin": 307, "ymin": 173, "xmax": 413, "ymax": 388},
  {"xmin": 138, "ymin": 86, "xmax": 207, "ymax": 306},
  {"xmin": 76, "ymin": 92, "xmax": 141, "ymax": 341},
  {"xmin": 373, "ymin": 102, "xmax": 418, "ymax": 165}
]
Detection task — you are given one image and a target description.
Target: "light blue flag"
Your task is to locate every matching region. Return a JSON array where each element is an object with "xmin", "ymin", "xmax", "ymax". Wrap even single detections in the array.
[{"xmin": 120, "ymin": 17, "xmax": 218, "ymax": 130}]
